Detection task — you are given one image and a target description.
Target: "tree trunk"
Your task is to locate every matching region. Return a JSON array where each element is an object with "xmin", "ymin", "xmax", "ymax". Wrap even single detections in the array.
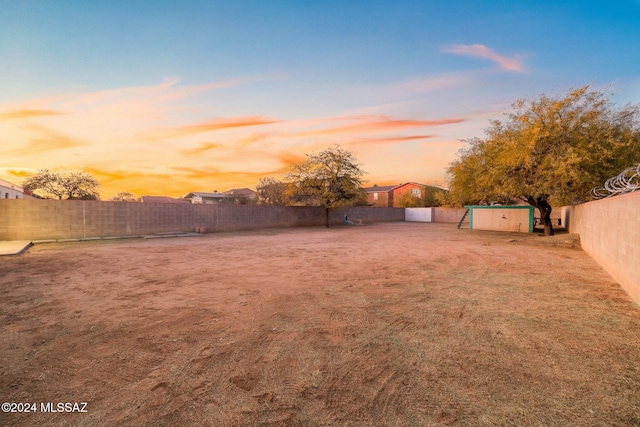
[
  {"xmin": 526, "ymin": 195, "xmax": 554, "ymax": 236},
  {"xmin": 325, "ymin": 207, "xmax": 330, "ymax": 228}
]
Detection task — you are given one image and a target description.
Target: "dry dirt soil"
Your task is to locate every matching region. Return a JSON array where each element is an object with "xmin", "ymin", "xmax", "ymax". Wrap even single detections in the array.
[{"xmin": 1, "ymin": 222, "xmax": 640, "ymax": 427}]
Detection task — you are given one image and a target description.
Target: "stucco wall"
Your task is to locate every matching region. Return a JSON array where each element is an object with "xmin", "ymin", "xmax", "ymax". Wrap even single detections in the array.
[
  {"xmin": 568, "ymin": 192, "xmax": 640, "ymax": 306},
  {"xmin": 468, "ymin": 206, "xmax": 534, "ymax": 233},
  {"xmin": 405, "ymin": 207, "xmax": 433, "ymax": 222},
  {"xmin": 0, "ymin": 200, "xmax": 404, "ymax": 241}
]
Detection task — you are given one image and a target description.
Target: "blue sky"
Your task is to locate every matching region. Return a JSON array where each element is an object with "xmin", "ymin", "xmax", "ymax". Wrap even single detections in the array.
[{"xmin": 1, "ymin": 0, "xmax": 639, "ymax": 198}]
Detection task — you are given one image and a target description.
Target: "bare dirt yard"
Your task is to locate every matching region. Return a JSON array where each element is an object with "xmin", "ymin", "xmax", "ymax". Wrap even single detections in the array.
[{"xmin": 1, "ymin": 222, "xmax": 640, "ymax": 426}]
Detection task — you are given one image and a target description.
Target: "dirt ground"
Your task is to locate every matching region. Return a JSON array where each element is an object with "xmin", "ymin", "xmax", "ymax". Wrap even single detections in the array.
[{"xmin": 1, "ymin": 222, "xmax": 640, "ymax": 427}]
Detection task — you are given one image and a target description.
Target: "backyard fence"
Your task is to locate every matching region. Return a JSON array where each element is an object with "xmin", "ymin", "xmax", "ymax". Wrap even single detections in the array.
[
  {"xmin": 567, "ymin": 191, "xmax": 640, "ymax": 306},
  {"xmin": 0, "ymin": 200, "xmax": 404, "ymax": 241}
]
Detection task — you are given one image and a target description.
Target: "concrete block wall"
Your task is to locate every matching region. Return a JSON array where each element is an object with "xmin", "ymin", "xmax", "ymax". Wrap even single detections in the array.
[
  {"xmin": 568, "ymin": 192, "xmax": 640, "ymax": 306},
  {"xmin": 432, "ymin": 207, "xmax": 469, "ymax": 223},
  {"xmin": 0, "ymin": 200, "xmax": 404, "ymax": 240},
  {"xmin": 331, "ymin": 207, "xmax": 405, "ymax": 225}
]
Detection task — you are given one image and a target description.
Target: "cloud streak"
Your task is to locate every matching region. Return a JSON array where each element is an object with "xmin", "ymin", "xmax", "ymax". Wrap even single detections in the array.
[
  {"xmin": 443, "ymin": 44, "xmax": 526, "ymax": 72},
  {"xmin": 348, "ymin": 135, "xmax": 433, "ymax": 147},
  {"xmin": 161, "ymin": 116, "xmax": 279, "ymax": 139},
  {"xmin": 2, "ymin": 123, "xmax": 85, "ymax": 155},
  {"xmin": 0, "ymin": 109, "xmax": 64, "ymax": 120},
  {"xmin": 289, "ymin": 116, "xmax": 464, "ymax": 138}
]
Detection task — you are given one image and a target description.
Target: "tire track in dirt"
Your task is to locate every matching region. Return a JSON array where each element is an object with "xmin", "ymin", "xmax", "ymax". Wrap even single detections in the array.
[{"xmin": 317, "ymin": 295, "xmax": 424, "ymax": 424}]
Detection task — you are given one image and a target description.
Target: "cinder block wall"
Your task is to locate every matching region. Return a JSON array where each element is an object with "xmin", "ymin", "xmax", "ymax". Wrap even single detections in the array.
[
  {"xmin": 331, "ymin": 207, "xmax": 405, "ymax": 225},
  {"xmin": 569, "ymin": 192, "xmax": 640, "ymax": 306},
  {"xmin": 0, "ymin": 200, "xmax": 405, "ymax": 240},
  {"xmin": 433, "ymin": 207, "xmax": 469, "ymax": 223}
]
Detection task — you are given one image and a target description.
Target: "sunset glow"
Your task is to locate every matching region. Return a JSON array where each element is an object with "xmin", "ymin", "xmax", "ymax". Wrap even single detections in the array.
[{"xmin": 1, "ymin": 2, "xmax": 639, "ymax": 199}]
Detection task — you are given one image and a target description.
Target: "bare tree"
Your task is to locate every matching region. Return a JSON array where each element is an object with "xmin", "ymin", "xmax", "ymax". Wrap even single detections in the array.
[
  {"xmin": 23, "ymin": 169, "xmax": 101, "ymax": 200},
  {"xmin": 287, "ymin": 146, "xmax": 366, "ymax": 227},
  {"xmin": 110, "ymin": 192, "xmax": 138, "ymax": 202}
]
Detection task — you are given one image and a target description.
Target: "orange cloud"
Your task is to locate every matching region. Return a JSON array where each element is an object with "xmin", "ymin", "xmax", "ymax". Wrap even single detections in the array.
[
  {"xmin": 289, "ymin": 116, "xmax": 463, "ymax": 138},
  {"xmin": 83, "ymin": 167, "xmax": 193, "ymax": 198},
  {"xmin": 0, "ymin": 168, "xmax": 33, "ymax": 181},
  {"xmin": 348, "ymin": 135, "xmax": 433, "ymax": 146},
  {"xmin": 0, "ymin": 109, "xmax": 63, "ymax": 120},
  {"xmin": 152, "ymin": 116, "xmax": 279, "ymax": 140},
  {"xmin": 83, "ymin": 166, "xmax": 276, "ymax": 198},
  {"xmin": 181, "ymin": 142, "xmax": 224, "ymax": 155},
  {"xmin": 275, "ymin": 151, "xmax": 306, "ymax": 167},
  {"xmin": 171, "ymin": 166, "xmax": 276, "ymax": 180},
  {"xmin": 443, "ymin": 44, "xmax": 526, "ymax": 72},
  {"xmin": 237, "ymin": 132, "xmax": 273, "ymax": 146},
  {"xmin": 5, "ymin": 124, "xmax": 85, "ymax": 154}
]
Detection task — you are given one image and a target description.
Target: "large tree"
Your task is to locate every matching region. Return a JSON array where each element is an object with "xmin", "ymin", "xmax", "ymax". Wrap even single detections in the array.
[
  {"xmin": 448, "ymin": 86, "xmax": 640, "ymax": 235},
  {"xmin": 256, "ymin": 177, "xmax": 291, "ymax": 205},
  {"xmin": 287, "ymin": 145, "xmax": 366, "ymax": 226},
  {"xmin": 23, "ymin": 169, "xmax": 101, "ymax": 200}
]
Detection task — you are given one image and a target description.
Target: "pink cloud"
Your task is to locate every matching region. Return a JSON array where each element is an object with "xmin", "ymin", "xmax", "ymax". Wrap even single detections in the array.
[
  {"xmin": 348, "ymin": 135, "xmax": 434, "ymax": 147},
  {"xmin": 443, "ymin": 44, "xmax": 526, "ymax": 72},
  {"xmin": 288, "ymin": 116, "xmax": 464, "ymax": 138},
  {"xmin": 155, "ymin": 116, "xmax": 279, "ymax": 140}
]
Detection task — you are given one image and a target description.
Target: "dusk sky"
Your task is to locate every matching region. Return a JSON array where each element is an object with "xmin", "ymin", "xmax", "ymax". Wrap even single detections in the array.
[{"xmin": 2, "ymin": 1, "xmax": 640, "ymax": 199}]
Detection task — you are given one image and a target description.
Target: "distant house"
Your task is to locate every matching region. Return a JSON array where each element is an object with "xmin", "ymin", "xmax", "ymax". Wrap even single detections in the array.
[
  {"xmin": 183, "ymin": 191, "xmax": 227, "ymax": 204},
  {"xmin": 223, "ymin": 188, "xmax": 258, "ymax": 204},
  {"xmin": 0, "ymin": 179, "xmax": 36, "ymax": 199},
  {"xmin": 141, "ymin": 196, "xmax": 190, "ymax": 204},
  {"xmin": 365, "ymin": 182, "xmax": 436, "ymax": 207},
  {"xmin": 184, "ymin": 188, "xmax": 257, "ymax": 204}
]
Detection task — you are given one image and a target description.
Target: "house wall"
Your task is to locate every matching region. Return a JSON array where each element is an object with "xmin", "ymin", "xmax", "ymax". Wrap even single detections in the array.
[
  {"xmin": 467, "ymin": 206, "xmax": 534, "ymax": 233},
  {"xmin": 367, "ymin": 191, "xmax": 392, "ymax": 207},
  {"xmin": 0, "ymin": 183, "xmax": 24, "ymax": 200},
  {"xmin": 568, "ymin": 192, "xmax": 640, "ymax": 306},
  {"xmin": 391, "ymin": 183, "xmax": 425, "ymax": 207},
  {"xmin": 0, "ymin": 200, "xmax": 404, "ymax": 241}
]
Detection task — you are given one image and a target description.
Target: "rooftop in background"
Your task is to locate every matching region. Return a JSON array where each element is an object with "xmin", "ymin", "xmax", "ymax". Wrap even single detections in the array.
[
  {"xmin": 0, "ymin": 179, "xmax": 23, "ymax": 191},
  {"xmin": 184, "ymin": 191, "xmax": 225, "ymax": 199},
  {"xmin": 141, "ymin": 196, "xmax": 190, "ymax": 204},
  {"xmin": 364, "ymin": 183, "xmax": 445, "ymax": 193}
]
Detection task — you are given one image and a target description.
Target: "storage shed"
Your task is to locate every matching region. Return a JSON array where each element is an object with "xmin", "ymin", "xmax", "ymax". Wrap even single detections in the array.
[{"xmin": 465, "ymin": 205, "xmax": 535, "ymax": 233}]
